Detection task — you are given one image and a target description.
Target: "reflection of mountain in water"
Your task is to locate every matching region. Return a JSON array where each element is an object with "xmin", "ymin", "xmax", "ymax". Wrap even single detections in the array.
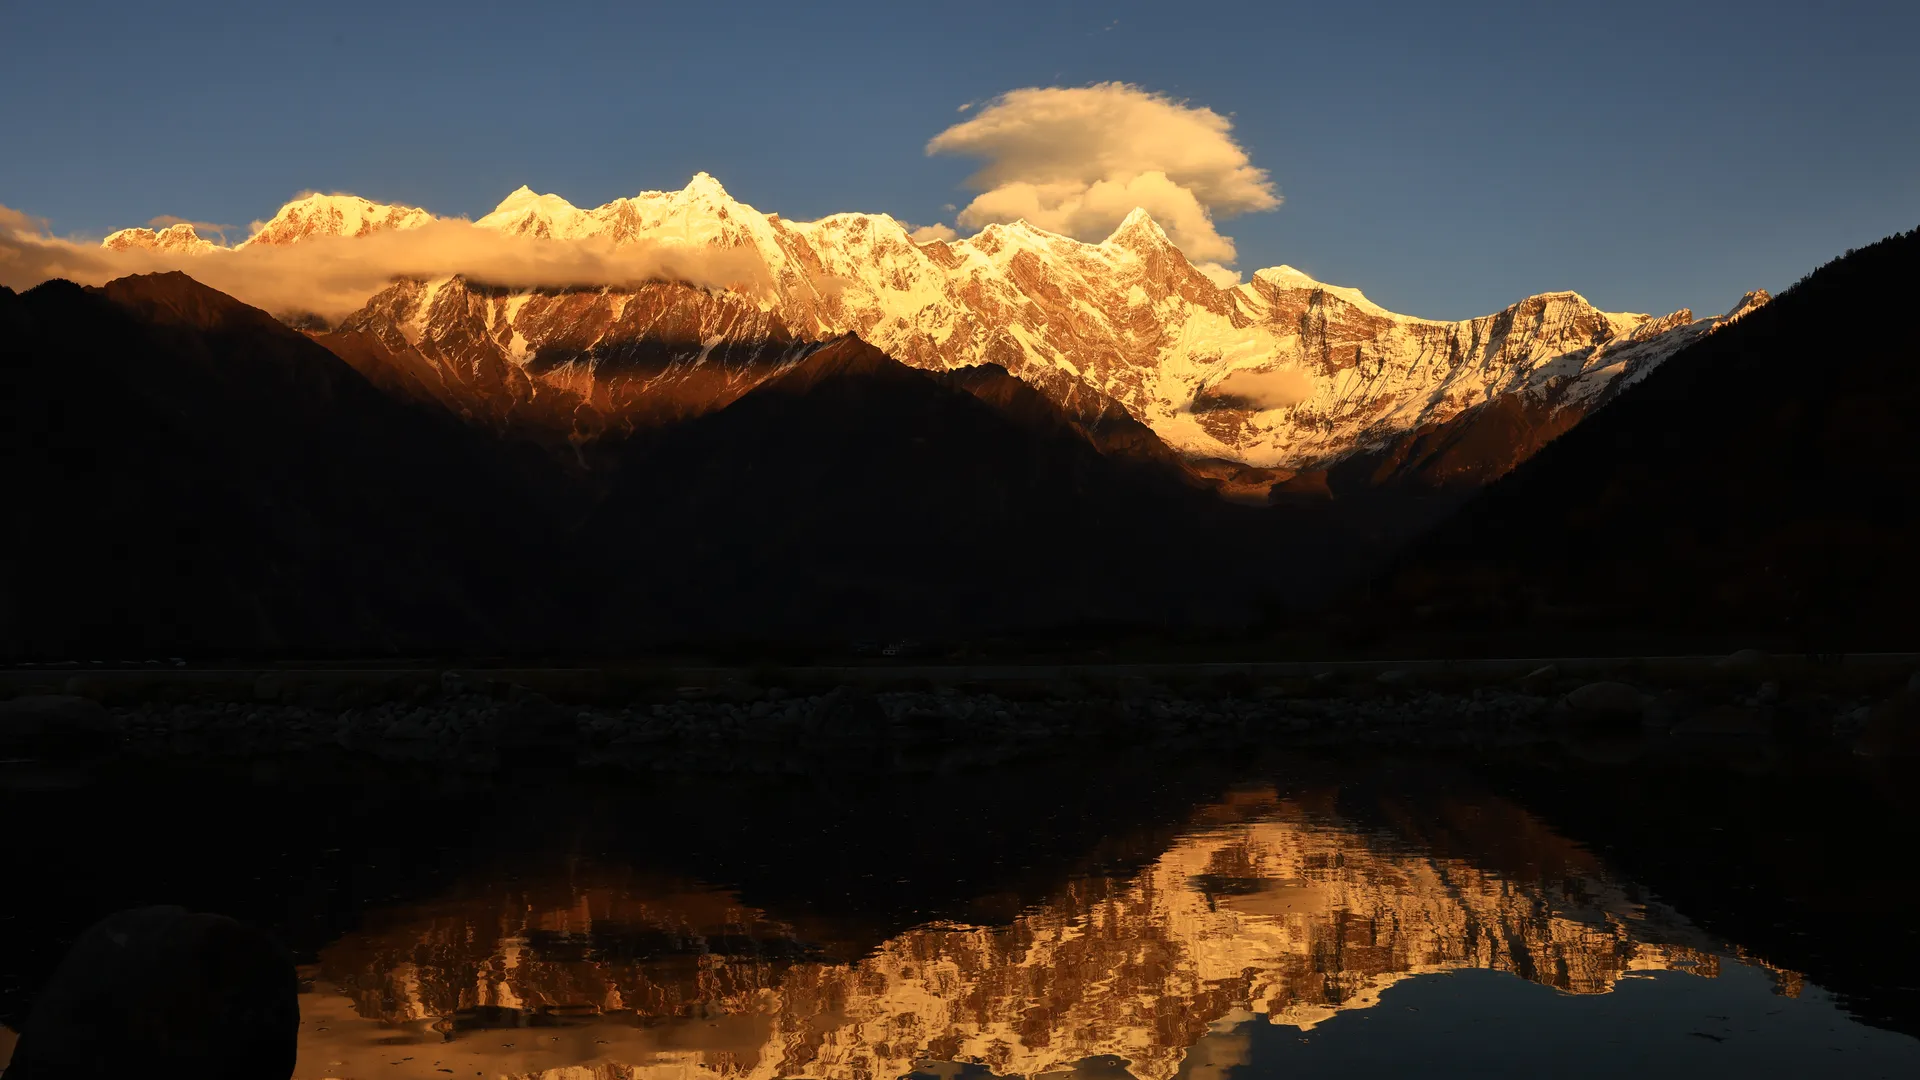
[{"xmin": 302, "ymin": 788, "xmax": 1759, "ymax": 1080}]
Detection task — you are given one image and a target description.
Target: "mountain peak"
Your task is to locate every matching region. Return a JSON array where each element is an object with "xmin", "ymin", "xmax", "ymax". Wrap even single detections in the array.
[
  {"xmin": 486, "ymin": 185, "xmax": 580, "ymax": 218},
  {"xmin": 1103, "ymin": 207, "xmax": 1171, "ymax": 249},
  {"xmin": 764, "ymin": 336, "xmax": 918, "ymax": 394},
  {"xmin": 102, "ymin": 223, "xmax": 219, "ymax": 255},
  {"xmin": 241, "ymin": 192, "xmax": 433, "ymax": 247},
  {"xmin": 1723, "ymin": 289, "xmax": 1771, "ymax": 322},
  {"xmin": 1252, "ymin": 265, "xmax": 1397, "ymax": 317},
  {"xmin": 680, "ymin": 172, "xmax": 734, "ymax": 201},
  {"xmin": 95, "ymin": 270, "xmax": 277, "ymax": 331}
]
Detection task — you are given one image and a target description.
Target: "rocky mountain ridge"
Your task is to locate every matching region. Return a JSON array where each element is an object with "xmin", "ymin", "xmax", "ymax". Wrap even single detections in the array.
[{"xmin": 101, "ymin": 176, "xmax": 1766, "ymax": 471}]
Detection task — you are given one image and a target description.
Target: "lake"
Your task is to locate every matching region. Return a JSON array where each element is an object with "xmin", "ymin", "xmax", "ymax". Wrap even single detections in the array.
[{"xmin": 2, "ymin": 740, "xmax": 1917, "ymax": 1078}]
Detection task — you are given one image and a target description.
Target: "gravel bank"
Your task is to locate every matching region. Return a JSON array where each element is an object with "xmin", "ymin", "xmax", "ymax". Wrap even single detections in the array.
[{"xmin": 3, "ymin": 664, "xmax": 1902, "ymax": 774}]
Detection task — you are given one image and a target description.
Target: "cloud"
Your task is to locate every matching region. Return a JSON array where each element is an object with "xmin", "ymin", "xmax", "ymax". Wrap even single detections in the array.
[
  {"xmin": 1195, "ymin": 263, "xmax": 1243, "ymax": 288},
  {"xmin": 908, "ymin": 222, "xmax": 958, "ymax": 243},
  {"xmin": 0, "ymin": 204, "xmax": 772, "ymax": 320},
  {"xmin": 0, "ymin": 205, "xmax": 50, "ymax": 237},
  {"xmin": 927, "ymin": 82, "xmax": 1279, "ymax": 270},
  {"xmin": 147, "ymin": 214, "xmax": 239, "ymax": 239},
  {"xmin": 1197, "ymin": 367, "xmax": 1316, "ymax": 411}
]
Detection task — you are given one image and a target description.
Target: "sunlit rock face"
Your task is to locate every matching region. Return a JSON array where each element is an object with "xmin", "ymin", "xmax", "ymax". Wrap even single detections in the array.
[
  {"xmin": 238, "ymin": 194, "xmax": 434, "ymax": 248},
  {"xmin": 101, "ymin": 223, "xmax": 219, "ymax": 254},
  {"xmin": 108, "ymin": 175, "xmax": 1761, "ymax": 469},
  {"xmin": 298, "ymin": 788, "xmax": 1747, "ymax": 1080},
  {"xmin": 327, "ymin": 275, "xmax": 817, "ymax": 437}
]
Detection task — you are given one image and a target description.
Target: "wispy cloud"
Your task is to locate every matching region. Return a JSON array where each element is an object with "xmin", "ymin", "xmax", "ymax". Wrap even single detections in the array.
[
  {"xmin": 145, "ymin": 214, "xmax": 240, "ymax": 242},
  {"xmin": 1199, "ymin": 368, "xmax": 1316, "ymax": 411}
]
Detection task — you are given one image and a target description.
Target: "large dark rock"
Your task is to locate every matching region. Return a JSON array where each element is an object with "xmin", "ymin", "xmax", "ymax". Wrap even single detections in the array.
[
  {"xmin": 0, "ymin": 695, "xmax": 121, "ymax": 758},
  {"xmin": 4, "ymin": 906, "xmax": 297, "ymax": 1080},
  {"xmin": 1558, "ymin": 681, "xmax": 1647, "ymax": 726}
]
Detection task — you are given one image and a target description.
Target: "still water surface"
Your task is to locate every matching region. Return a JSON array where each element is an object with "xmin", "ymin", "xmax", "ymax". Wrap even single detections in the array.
[{"xmin": 3, "ymin": 752, "xmax": 1917, "ymax": 1078}]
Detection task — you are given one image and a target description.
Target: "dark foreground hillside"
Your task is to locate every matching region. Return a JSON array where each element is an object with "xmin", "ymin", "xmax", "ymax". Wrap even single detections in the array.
[
  {"xmin": 1371, "ymin": 227, "xmax": 1920, "ymax": 653},
  {"xmin": 14, "ymin": 223, "xmax": 1916, "ymax": 664},
  {"xmin": 582, "ymin": 339, "xmax": 1301, "ymax": 644},
  {"xmin": 0, "ymin": 274, "xmax": 581, "ymax": 659},
  {"xmin": 2, "ymin": 274, "xmax": 1382, "ymax": 658}
]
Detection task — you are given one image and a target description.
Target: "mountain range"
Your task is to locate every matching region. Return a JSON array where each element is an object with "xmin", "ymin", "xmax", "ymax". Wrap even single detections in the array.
[
  {"xmin": 6, "ymin": 181, "xmax": 1911, "ymax": 658},
  {"xmin": 102, "ymin": 176, "xmax": 1767, "ymax": 497}
]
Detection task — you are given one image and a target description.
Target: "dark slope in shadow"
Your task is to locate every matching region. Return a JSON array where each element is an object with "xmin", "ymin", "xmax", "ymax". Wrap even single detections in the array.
[
  {"xmin": 582, "ymin": 338, "xmax": 1325, "ymax": 646},
  {"xmin": 4, "ymin": 275, "xmax": 1407, "ymax": 657},
  {"xmin": 0, "ymin": 273, "xmax": 581, "ymax": 659},
  {"xmin": 1366, "ymin": 226, "xmax": 1920, "ymax": 654}
]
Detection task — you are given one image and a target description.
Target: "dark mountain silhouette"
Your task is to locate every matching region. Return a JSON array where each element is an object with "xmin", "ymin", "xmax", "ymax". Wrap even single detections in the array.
[
  {"xmin": 3, "ymin": 275, "xmax": 1388, "ymax": 658},
  {"xmin": 938, "ymin": 363, "xmax": 1206, "ymax": 484},
  {"xmin": 580, "ymin": 339, "xmax": 1304, "ymax": 646},
  {"xmin": 1371, "ymin": 226, "xmax": 1920, "ymax": 653},
  {"xmin": 0, "ymin": 273, "xmax": 578, "ymax": 659}
]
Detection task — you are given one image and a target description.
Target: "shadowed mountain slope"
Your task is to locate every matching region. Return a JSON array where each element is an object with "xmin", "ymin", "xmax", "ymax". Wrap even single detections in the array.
[
  {"xmin": 4, "ymin": 275, "xmax": 1400, "ymax": 658},
  {"xmin": 582, "ymin": 338, "xmax": 1306, "ymax": 646},
  {"xmin": 0, "ymin": 273, "xmax": 578, "ymax": 659},
  {"xmin": 1373, "ymin": 227, "xmax": 1920, "ymax": 652}
]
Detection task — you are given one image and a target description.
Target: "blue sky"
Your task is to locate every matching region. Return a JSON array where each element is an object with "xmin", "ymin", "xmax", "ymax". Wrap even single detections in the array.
[{"xmin": 3, "ymin": 0, "xmax": 1917, "ymax": 320}]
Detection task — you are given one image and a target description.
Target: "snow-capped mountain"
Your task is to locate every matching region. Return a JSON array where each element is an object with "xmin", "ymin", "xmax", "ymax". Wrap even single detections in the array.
[
  {"xmin": 102, "ymin": 222, "xmax": 219, "ymax": 254},
  {"xmin": 102, "ymin": 193, "xmax": 433, "ymax": 254},
  {"xmin": 240, "ymin": 192, "xmax": 433, "ymax": 247},
  {"xmin": 104, "ymin": 175, "xmax": 1766, "ymax": 470}
]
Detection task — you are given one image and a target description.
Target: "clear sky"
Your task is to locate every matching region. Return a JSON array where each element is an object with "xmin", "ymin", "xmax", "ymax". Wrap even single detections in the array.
[{"xmin": 4, "ymin": 0, "xmax": 1917, "ymax": 320}]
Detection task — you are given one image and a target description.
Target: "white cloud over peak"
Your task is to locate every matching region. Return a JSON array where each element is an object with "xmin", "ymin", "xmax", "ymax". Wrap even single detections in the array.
[
  {"xmin": 908, "ymin": 222, "xmax": 959, "ymax": 243},
  {"xmin": 926, "ymin": 82, "xmax": 1279, "ymax": 269},
  {"xmin": 147, "ymin": 214, "xmax": 238, "ymax": 237}
]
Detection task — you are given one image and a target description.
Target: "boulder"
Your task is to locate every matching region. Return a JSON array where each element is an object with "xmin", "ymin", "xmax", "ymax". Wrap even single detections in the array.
[
  {"xmin": 1713, "ymin": 649, "xmax": 1775, "ymax": 675},
  {"xmin": 0, "ymin": 695, "xmax": 122, "ymax": 758},
  {"xmin": 61, "ymin": 676, "xmax": 110, "ymax": 701},
  {"xmin": 4, "ymin": 906, "xmax": 298, "ymax": 1080},
  {"xmin": 252, "ymin": 674, "xmax": 287, "ymax": 703},
  {"xmin": 1856, "ymin": 693, "xmax": 1920, "ymax": 759},
  {"xmin": 1561, "ymin": 681, "xmax": 1645, "ymax": 721}
]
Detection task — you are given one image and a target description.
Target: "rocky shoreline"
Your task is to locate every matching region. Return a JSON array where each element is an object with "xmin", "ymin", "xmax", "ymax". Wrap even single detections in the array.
[{"xmin": 4, "ymin": 660, "xmax": 1915, "ymax": 774}]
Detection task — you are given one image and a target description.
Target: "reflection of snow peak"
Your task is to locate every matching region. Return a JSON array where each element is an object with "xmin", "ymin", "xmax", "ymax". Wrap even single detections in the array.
[
  {"xmin": 101, "ymin": 175, "xmax": 1766, "ymax": 469},
  {"xmin": 306, "ymin": 789, "xmax": 1746, "ymax": 1080}
]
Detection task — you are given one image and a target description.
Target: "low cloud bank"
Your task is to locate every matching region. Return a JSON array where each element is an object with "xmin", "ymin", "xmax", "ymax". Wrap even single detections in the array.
[
  {"xmin": 1200, "ymin": 368, "xmax": 1317, "ymax": 411},
  {"xmin": 0, "ymin": 208, "xmax": 771, "ymax": 320},
  {"xmin": 927, "ymin": 82, "xmax": 1279, "ymax": 276},
  {"xmin": 908, "ymin": 222, "xmax": 959, "ymax": 243}
]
